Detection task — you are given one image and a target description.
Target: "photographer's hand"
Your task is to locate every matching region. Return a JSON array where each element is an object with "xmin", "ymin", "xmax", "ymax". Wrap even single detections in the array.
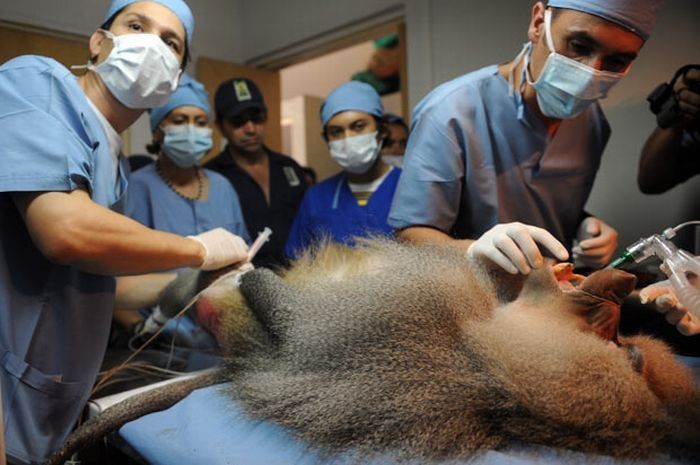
[{"xmin": 674, "ymin": 67, "xmax": 700, "ymax": 132}]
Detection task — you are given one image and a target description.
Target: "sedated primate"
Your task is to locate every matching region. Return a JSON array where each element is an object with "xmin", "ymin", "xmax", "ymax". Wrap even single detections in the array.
[{"xmin": 49, "ymin": 239, "xmax": 699, "ymax": 464}]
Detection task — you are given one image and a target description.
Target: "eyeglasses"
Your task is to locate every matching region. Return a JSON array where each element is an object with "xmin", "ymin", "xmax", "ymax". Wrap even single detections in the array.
[{"xmin": 226, "ymin": 108, "xmax": 267, "ymax": 128}]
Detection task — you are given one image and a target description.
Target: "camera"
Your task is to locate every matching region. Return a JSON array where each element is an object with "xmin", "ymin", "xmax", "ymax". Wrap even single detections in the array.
[{"xmin": 647, "ymin": 64, "xmax": 700, "ymax": 129}]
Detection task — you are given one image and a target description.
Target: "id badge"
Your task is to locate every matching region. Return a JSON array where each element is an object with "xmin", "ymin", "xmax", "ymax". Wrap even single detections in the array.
[{"xmin": 283, "ymin": 166, "xmax": 300, "ymax": 187}]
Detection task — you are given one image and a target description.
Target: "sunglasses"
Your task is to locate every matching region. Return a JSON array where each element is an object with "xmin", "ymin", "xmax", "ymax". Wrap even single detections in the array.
[{"xmin": 226, "ymin": 109, "xmax": 267, "ymax": 128}]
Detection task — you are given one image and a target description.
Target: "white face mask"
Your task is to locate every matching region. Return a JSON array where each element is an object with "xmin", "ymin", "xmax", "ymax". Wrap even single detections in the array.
[
  {"xmin": 381, "ymin": 155, "xmax": 403, "ymax": 168},
  {"xmin": 162, "ymin": 124, "xmax": 213, "ymax": 168},
  {"xmin": 525, "ymin": 9, "xmax": 627, "ymax": 119},
  {"xmin": 329, "ymin": 131, "xmax": 382, "ymax": 175},
  {"xmin": 85, "ymin": 30, "xmax": 182, "ymax": 109}
]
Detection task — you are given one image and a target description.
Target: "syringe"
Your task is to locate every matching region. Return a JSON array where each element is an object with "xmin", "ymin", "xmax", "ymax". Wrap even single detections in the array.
[
  {"xmin": 136, "ymin": 228, "xmax": 273, "ymax": 339},
  {"xmin": 247, "ymin": 227, "xmax": 273, "ymax": 262}
]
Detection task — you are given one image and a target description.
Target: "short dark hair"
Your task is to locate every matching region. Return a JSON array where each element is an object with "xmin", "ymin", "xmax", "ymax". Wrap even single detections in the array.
[
  {"xmin": 382, "ymin": 115, "xmax": 408, "ymax": 133},
  {"xmin": 97, "ymin": 8, "xmax": 190, "ymax": 69}
]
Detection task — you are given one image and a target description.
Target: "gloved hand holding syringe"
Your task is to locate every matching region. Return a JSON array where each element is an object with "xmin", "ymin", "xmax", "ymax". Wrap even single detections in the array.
[
  {"xmin": 136, "ymin": 227, "xmax": 272, "ymax": 338},
  {"xmin": 609, "ymin": 221, "xmax": 700, "ymax": 335}
]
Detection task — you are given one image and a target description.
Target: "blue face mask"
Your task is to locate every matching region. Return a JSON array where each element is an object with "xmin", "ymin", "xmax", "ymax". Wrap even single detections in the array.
[
  {"xmin": 525, "ymin": 9, "xmax": 627, "ymax": 119},
  {"xmin": 161, "ymin": 124, "xmax": 213, "ymax": 167}
]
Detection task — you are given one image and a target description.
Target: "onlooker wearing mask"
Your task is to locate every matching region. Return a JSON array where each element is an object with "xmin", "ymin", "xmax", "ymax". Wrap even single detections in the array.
[
  {"xmin": 380, "ymin": 113, "xmax": 409, "ymax": 168},
  {"xmin": 116, "ymin": 73, "xmax": 249, "ymax": 351},
  {"xmin": 285, "ymin": 82, "xmax": 401, "ymax": 258},
  {"xmin": 389, "ymin": 0, "xmax": 663, "ymax": 275},
  {"xmin": 0, "ymin": 1, "xmax": 248, "ymax": 461},
  {"xmin": 128, "ymin": 73, "xmax": 249, "ymax": 242},
  {"xmin": 206, "ymin": 78, "xmax": 307, "ymax": 268}
]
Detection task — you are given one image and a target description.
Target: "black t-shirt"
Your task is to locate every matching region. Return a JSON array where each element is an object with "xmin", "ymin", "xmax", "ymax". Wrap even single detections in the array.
[{"xmin": 205, "ymin": 147, "xmax": 308, "ymax": 268}]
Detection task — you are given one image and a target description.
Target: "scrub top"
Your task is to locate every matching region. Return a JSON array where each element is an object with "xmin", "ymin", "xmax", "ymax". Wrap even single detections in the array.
[
  {"xmin": 388, "ymin": 64, "xmax": 611, "ymax": 249},
  {"xmin": 125, "ymin": 164, "xmax": 250, "ymax": 242},
  {"xmin": 0, "ymin": 55, "xmax": 128, "ymax": 464},
  {"xmin": 285, "ymin": 168, "xmax": 401, "ymax": 259},
  {"xmin": 205, "ymin": 148, "xmax": 307, "ymax": 269}
]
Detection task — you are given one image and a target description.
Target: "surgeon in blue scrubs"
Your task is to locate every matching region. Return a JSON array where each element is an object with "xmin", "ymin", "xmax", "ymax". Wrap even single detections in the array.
[
  {"xmin": 285, "ymin": 82, "xmax": 401, "ymax": 258},
  {"xmin": 390, "ymin": 0, "xmax": 663, "ymax": 275},
  {"xmin": 0, "ymin": 1, "xmax": 249, "ymax": 463}
]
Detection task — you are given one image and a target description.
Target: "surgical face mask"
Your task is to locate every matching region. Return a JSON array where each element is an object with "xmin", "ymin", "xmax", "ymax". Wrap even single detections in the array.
[
  {"xmin": 329, "ymin": 132, "xmax": 382, "ymax": 175},
  {"xmin": 525, "ymin": 9, "xmax": 627, "ymax": 119},
  {"xmin": 381, "ymin": 155, "xmax": 403, "ymax": 168},
  {"xmin": 161, "ymin": 124, "xmax": 213, "ymax": 167},
  {"xmin": 86, "ymin": 30, "xmax": 182, "ymax": 109}
]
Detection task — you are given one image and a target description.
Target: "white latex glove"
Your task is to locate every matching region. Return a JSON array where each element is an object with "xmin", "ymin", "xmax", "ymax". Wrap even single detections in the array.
[
  {"xmin": 188, "ymin": 228, "xmax": 249, "ymax": 271},
  {"xmin": 572, "ymin": 217, "xmax": 618, "ymax": 269},
  {"xmin": 467, "ymin": 222, "xmax": 569, "ymax": 274},
  {"xmin": 639, "ymin": 280, "xmax": 700, "ymax": 336}
]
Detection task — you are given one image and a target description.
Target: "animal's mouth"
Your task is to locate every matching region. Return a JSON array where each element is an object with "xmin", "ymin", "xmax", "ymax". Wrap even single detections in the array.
[
  {"xmin": 552, "ymin": 263, "xmax": 586, "ymax": 291},
  {"xmin": 548, "ymin": 263, "xmax": 638, "ymax": 347}
]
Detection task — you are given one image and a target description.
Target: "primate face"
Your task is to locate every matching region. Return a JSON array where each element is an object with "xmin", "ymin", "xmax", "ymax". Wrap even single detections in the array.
[
  {"xmin": 534, "ymin": 262, "xmax": 636, "ymax": 343},
  {"xmin": 544, "ymin": 263, "xmax": 643, "ymax": 370}
]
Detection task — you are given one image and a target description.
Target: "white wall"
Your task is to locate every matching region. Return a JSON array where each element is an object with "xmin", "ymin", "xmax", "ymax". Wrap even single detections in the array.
[{"xmin": 281, "ymin": 41, "xmax": 376, "ymax": 100}]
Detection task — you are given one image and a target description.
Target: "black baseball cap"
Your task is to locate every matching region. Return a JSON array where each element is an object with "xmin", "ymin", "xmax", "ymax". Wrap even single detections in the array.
[{"xmin": 215, "ymin": 77, "xmax": 267, "ymax": 121}]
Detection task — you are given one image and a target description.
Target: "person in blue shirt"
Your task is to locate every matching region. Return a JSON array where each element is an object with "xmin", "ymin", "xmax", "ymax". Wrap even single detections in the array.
[
  {"xmin": 116, "ymin": 73, "xmax": 250, "ymax": 349},
  {"xmin": 0, "ymin": 1, "xmax": 249, "ymax": 462},
  {"xmin": 126, "ymin": 73, "xmax": 249, "ymax": 241},
  {"xmin": 285, "ymin": 81, "xmax": 401, "ymax": 258},
  {"xmin": 389, "ymin": 0, "xmax": 663, "ymax": 276}
]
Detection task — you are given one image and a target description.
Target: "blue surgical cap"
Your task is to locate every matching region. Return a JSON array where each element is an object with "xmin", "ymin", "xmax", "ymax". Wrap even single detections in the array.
[
  {"xmin": 149, "ymin": 73, "xmax": 211, "ymax": 130},
  {"xmin": 104, "ymin": 0, "xmax": 194, "ymax": 45},
  {"xmin": 547, "ymin": 0, "xmax": 664, "ymax": 40},
  {"xmin": 320, "ymin": 81, "xmax": 384, "ymax": 127}
]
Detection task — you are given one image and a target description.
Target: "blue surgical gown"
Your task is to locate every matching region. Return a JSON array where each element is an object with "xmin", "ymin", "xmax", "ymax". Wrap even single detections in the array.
[
  {"xmin": 0, "ymin": 55, "xmax": 128, "ymax": 464},
  {"xmin": 388, "ymin": 64, "xmax": 610, "ymax": 248},
  {"xmin": 285, "ymin": 168, "xmax": 401, "ymax": 258},
  {"xmin": 125, "ymin": 164, "xmax": 250, "ymax": 241}
]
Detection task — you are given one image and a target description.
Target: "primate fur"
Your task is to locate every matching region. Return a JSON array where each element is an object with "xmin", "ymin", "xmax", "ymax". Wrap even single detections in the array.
[
  {"xmin": 48, "ymin": 239, "xmax": 700, "ymax": 464},
  {"xmin": 214, "ymin": 239, "xmax": 700, "ymax": 461}
]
